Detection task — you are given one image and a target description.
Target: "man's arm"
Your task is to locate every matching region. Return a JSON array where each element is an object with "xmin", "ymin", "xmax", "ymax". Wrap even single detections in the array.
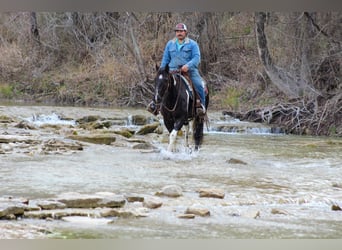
[
  {"xmin": 185, "ymin": 41, "xmax": 200, "ymax": 70},
  {"xmin": 160, "ymin": 41, "xmax": 171, "ymax": 69}
]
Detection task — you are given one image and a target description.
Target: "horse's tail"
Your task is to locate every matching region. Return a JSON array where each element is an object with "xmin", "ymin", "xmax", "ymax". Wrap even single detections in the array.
[
  {"xmin": 193, "ymin": 114, "xmax": 204, "ymax": 150},
  {"xmin": 192, "ymin": 84, "xmax": 210, "ymax": 150}
]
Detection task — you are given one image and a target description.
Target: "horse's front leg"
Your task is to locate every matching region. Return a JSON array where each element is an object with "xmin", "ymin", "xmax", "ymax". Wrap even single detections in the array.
[{"xmin": 167, "ymin": 129, "xmax": 178, "ymax": 152}]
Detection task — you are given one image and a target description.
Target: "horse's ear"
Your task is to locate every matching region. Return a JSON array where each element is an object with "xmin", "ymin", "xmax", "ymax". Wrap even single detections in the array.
[{"xmin": 165, "ymin": 64, "xmax": 169, "ymax": 73}]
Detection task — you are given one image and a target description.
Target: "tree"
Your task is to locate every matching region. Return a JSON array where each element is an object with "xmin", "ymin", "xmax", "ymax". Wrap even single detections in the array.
[{"xmin": 255, "ymin": 12, "xmax": 320, "ymax": 99}]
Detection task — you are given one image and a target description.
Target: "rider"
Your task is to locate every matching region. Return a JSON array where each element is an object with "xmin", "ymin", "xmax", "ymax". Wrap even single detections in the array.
[{"xmin": 148, "ymin": 22, "xmax": 206, "ymax": 116}]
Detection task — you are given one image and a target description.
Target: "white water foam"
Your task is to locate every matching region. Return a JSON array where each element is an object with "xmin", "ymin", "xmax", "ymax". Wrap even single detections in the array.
[
  {"xmin": 24, "ymin": 113, "xmax": 76, "ymax": 127},
  {"xmin": 156, "ymin": 144, "xmax": 199, "ymax": 161}
]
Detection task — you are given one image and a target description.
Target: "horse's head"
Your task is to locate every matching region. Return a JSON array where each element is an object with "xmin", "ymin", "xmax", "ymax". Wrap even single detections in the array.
[{"xmin": 154, "ymin": 64, "xmax": 170, "ymax": 104}]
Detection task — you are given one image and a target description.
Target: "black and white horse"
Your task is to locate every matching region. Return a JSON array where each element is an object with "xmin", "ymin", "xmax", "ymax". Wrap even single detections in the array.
[{"xmin": 153, "ymin": 65, "xmax": 209, "ymax": 152}]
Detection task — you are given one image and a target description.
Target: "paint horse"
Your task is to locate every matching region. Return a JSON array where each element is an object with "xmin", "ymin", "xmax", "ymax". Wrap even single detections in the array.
[{"xmin": 153, "ymin": 65, "xmax": 209, "ymax": 152}]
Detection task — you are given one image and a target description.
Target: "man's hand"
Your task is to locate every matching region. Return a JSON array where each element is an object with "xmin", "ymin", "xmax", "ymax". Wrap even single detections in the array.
[{"xmin": 181, "ymin": 65, "xmax": 189, "ymax": 73}]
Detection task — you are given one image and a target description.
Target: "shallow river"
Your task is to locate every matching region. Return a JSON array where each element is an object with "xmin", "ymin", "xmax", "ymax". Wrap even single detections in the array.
[{"xmin": 0, "ymin": 105, "xmax": 342, "ymax": 239}]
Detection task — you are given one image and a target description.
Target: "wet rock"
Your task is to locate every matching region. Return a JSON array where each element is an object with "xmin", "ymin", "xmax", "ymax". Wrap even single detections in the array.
[
  {"xmin": 0, "ymin": 203, "xmax": 26, "ymax": 218},
  {"xmin": 0, "ymin": 115, "xmax": 15, "ymax": 123},
  {"xmin": 79, "ymin": 121, "xmax": 112, "ymax": 130},
  {"xmin": 68, "ymin": 134, "xmax": 116, "ymax": 145},
  {"xmin": 155, "ymin": 185, "xmax": 183, "ymax": 198},
  {"xmin": 41, "ymin": 139, "xmax": 83, "ymax": 153},
  {"xmin": 143, "ymin": 198, "xmax": 163, "ymax": 209},
  {"xmin": 35, "ymin": 200, "xmax": 67, "ymax": 210},
  {"xmin": 131, "ymin": 115, "xmax": 147, "ymax": 125},
  {"xmin": 113, "ymin": 129, "xmax": 134, "ymax": 138},
  {"xmin": 56, "ymin": 192, "xmax": 126, "ymax": 209},
  {"xmin": 0, "ymin": 135, "xmax": 38, "ymax": 144},
  {"xmin": 185, "ymin": 207, "xmax": 210, "ymax": 217},
  {"xmin": 4, "ymin": 214, "xmax": 17, "ymax": 220},
  {"xmin": 178, "ymin": 214, "xmax": 195, "ymax": 219},
  {"xmin": 101, "ymin": 209, "xmax": 148, "ymax": 218},
  {"xmin": 132, "ymin": 142, "xmax": 157, "ymax": 150},
  {"xmin": 271, "ymin": 208, "xmax": 289, "ymax": 215},
  {"xmin": 125, "ymin": 195, "xmax": 145, "ymax": 203},
  {"xmin": 136, "ymin": 122, "xmax": 160, "ymax": 135},
  {"xmin": 14, "ymin": 121, "xmax": 36, "ymax": 130},
  {"xmin": 332, "ymin": 183, "xmax": 342, "ymax": 189},
  {"xmin": 24, "ymin": 209, "xmax": 96, "ymax": 219},
  {"xmin": 198, "ymin": 188, "xmax": 225, "ymax": 199},
  {"xmin": 227, "ymin": 158, "xmax": 247, "ymax": 165},
  {"xmin": 76, "ymin": 115, "xmax": 100, "ymax": 124},
  {"xmin": 331, "ymin": 204, "xmax": 342, "ymax": 211}
]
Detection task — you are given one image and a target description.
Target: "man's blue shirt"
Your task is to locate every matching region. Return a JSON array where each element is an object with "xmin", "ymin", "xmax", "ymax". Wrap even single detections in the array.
[{"xmin": 160, "ymin": 37, "xmax": 201, "ymax": 71}]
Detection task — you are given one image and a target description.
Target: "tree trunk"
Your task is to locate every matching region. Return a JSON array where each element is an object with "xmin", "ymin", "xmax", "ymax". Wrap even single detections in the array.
[
  {"xmin": 30, "ymin": 12, "xmax": 40, "ymax": 44},
  {"xmin": 127, "ymin": 12, "xmax": 147, "ymax": 81},
  {"xmin": 196, "ymin": 13, "xmax": 220, "ymax": 75},
  {"xmin": 255, "ymin": 12, "xmax": 318, "ymax": 99}
]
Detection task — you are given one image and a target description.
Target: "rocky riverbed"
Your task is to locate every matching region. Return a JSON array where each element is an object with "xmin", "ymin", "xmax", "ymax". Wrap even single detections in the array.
[{"xmin": 1, "ymin": 105, "xmax": 342, "ymax": 239}]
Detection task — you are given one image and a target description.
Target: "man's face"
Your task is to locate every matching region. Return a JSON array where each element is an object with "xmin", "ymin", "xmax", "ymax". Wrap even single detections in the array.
[{"xmin": 176, "ymin": 30, "xmax": 186, "ymax": 40}]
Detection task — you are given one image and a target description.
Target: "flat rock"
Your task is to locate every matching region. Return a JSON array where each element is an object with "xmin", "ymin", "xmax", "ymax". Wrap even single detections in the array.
[
  {"xmin": 56, "ymin": 192, "xmax": 126, "ymax": 209},
  {"xmin": 35, "ymin": 200, "xmax": 67, "ymax": 210},
  {"xmin": 185, "ymin": 207, "xmax": 210, "ymax": 217},
  {"xmin": 198, "ymin": 188, "xmax": 225, "ymax": 199},
  {"xmin": 178, "ymin": 214, "xmax": 195, "ymax": 219},
  {"xmin": 0, "ymin": 202, "xmax": 26, "ymax": 218}
]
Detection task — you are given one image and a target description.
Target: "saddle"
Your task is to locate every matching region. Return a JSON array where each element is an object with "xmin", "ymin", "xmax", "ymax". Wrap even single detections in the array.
[{"xmin": 171, "ymin": 72, "xmax": 202, "ymax": 109}]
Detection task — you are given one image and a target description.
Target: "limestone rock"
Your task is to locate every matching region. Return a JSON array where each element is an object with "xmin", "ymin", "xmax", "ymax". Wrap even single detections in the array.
[
  {"xmin": 227, "ymin": 158, "xmax": 247, "ymax": 165},
  {"xmin": 155, "ymin": 185, "xmax": 183, "ymax": 198},
  {"xmin": 125, "ymin": 195, "xmax": 145, "ymax": 203},
  {"xmin": 198, "ymin": 188, "xmax": 225, "ymax": 199},
  {"xmin": 136, "ymin": 122, "xmax": 160, "ymax": 135},
  {"xmin": 56, "ymin": 192, "xmax": 125, "ymax": 209},
  {"xmin": 185, "ymin": 207, "xmax": 210, "ymax": 217},
  {"xmin": 35, "ymin": 200, "xmax": 67, "ymax": 210},
  {"xmin": 143, "ymin": 198, "xmax": 163, "ymax": 209},
  {"xmin": 0, "ymin": 203, "xmax": 26, "ymax": 218},
  {"xmin": 178, "ymin": 214, "xmax": 195, "ymax": 219},
  {"xmin": 67, "ymin": 134, "xmax": 116, "ymax": 145}
]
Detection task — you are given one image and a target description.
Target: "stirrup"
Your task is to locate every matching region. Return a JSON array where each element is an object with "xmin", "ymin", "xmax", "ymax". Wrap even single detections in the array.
[{"xmin": 196, "ymin": 104, "xmax": 206, "ymax": 117}]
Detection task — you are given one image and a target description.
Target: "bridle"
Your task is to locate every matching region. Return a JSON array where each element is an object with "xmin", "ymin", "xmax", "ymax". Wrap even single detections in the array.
[{"xmin": 155, "ymin": 71, "xmax": 183, "ymax": 113}]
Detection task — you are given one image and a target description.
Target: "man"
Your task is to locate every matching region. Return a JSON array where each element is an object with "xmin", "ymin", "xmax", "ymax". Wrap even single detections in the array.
[{"xmin": 148, "ymin": 23, "xmax": 206, "ymax": 116}]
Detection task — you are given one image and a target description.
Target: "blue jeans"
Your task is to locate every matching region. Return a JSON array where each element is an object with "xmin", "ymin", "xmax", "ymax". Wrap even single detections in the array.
[{"xmin": 188, "ymin": 70, "xmax": 205, "ymax": 106}]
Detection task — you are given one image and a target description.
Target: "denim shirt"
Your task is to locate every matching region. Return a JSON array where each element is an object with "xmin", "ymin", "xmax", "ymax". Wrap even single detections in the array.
[{"xmin": 160, "ymin": 37, "xmax": 200, "ymax": 71}]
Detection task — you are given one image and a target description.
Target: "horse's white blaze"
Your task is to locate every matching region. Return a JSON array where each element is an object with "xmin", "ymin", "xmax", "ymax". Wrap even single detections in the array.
[
  {"xmin": 158, "ymin": 74, "xmax": 163, "ymax": 80},
  {"xmin": 167, "ymin": 129, "xmax": 178, "ymax": 152}
]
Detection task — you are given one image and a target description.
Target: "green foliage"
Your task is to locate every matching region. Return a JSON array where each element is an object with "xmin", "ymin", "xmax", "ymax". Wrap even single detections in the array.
[
  {"xmin": 328, "ymin": 126, "xmax": 337, "ymax": 136},
  {"xmin": 0, "ymin": 84, "xmax": 14, "ymax": 98},
  {"xmin": 221, "ymin": 87, "xmax": 243, "ymax": 111}
]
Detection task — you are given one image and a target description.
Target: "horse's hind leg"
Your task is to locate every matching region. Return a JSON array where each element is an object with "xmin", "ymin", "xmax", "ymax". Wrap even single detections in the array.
[
  {"xmin": 184, "ymin": 124, "xmax": 189, "ymax": 148},
  {"xmin": 167, "ymin": 129, "xmax": 178, "ymax": 152},
  {"xmin": 193, "ymin": 116, "xmax": 204, "ymax": 151}
]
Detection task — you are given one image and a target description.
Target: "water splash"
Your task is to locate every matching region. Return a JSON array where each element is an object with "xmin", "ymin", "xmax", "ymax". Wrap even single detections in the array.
[
  {"xmin": 156, "ymin": 144, "xmax": 198, "ymax": 161},
  {"xmin": 24, "ymin": 113, "xmax": 76, "ymax": 127}
]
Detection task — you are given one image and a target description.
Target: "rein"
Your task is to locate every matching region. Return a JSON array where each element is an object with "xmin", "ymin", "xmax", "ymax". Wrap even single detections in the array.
[{"xmin": 160, "ymin": 73, "xmax": 183, "ymax": 113}]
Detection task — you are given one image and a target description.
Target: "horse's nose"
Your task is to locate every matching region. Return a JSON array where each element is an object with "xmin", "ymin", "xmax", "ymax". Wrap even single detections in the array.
[{"xmin": 155, "ymin": 92, "xmax": 162, "ymax": 103}]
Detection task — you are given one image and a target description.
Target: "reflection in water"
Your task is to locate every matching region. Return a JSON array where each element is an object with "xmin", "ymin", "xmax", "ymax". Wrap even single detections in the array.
[{"xmin": 0, "ymin": 105, "xmax": 342, "ymax": 238}]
